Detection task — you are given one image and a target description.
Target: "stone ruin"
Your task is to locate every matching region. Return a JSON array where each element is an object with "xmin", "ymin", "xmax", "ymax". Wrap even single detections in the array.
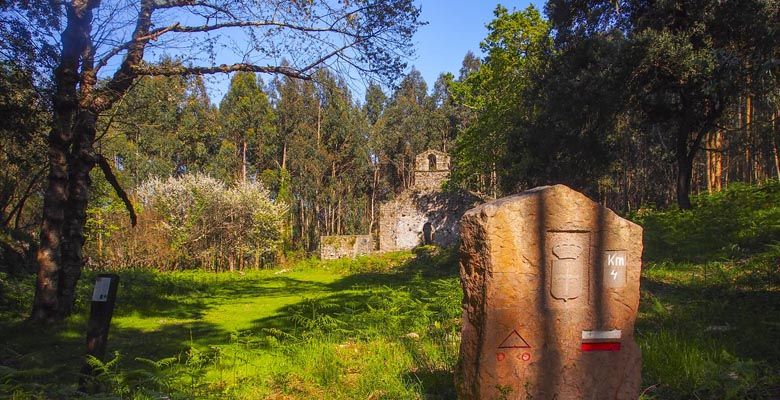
[
  {"xmin": 320, "ymin": 149, "xmax": 482, "ymax": 259},
  {"xmin": 457, "ymin": 185, "xmax": 643, "ymax": 399},
  {"xmin": 378, "ymin": 150, "xmax": 481, "ymax": 251},
  {"xmin": 319, "ymin": 235, "xmax": 374, "ymax": 260},
  {"xmin": 412, "ymin": 149, "xmax": 451, "ymax": 191}
]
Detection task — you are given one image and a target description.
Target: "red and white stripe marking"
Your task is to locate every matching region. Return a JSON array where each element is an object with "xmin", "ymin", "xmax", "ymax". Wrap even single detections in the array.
[{"xmin": 581, "ymin": 330, "xmax": 622, "ymax": 352}]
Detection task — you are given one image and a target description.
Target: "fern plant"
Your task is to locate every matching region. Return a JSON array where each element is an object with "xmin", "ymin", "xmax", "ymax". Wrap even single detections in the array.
[{"xmin": 80, "ymin": 351, "xmax": 130, "ymax": 397}]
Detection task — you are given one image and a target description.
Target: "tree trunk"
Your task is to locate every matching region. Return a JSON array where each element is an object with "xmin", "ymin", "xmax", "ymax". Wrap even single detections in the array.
[
  {"xmin": 706, "ymin": 130, "xmax": 723, "ymax": 193},
  {"xmin": 316, "ymin": 101, "xmax": 321, "ymax": 147},
  {"xmin": 337, "ymin": 196, "xmax": 342, "ymax": 235},
  {"xmin": 32, "ymin": 124, "xmax": 72, "ymax": 322},
  {"xmin": 491, "ymin": 162, "xmax": 497, "ymax": 199},
  {"xmin": 745, "ymin": 93, "xmax": 753, "ymax": 183},
  {"xmin": 31, "ymin": 2, "xmax": 91, "ymax": 322},
  {"xmin": 281, "ymin": 142, "xmax": 287, "ymax": 170},
  {"xmin": 677, "ymin": 152, "xmax": 693, "ymax": 209},
  {"xmin": 241, "ymin": 139, "xmax": 247, "ymax": 182},
  {"xmin": 773, "ymin": 110, "xmax": 780, "ymax": 181},
  {"xmin": 32, "ymin": 0, "xmax": 153, "ymax": 321},
  {"xmin": 676, "ymin": 124, "xmax": 696, "ymax": 210},
  {"xmin": 774, "ymin": 138, "xmax": 780, "ymax": 181},
  {"xmin": 368, "ymin": 166, "xmax": 378, "ymax": 234},
  {"xmin": 298, "ymin": 197, "xmax": 305, "ymax": 249},
  {"xmin": 59, "ymin": 111, "xmax": 99, "ymax": 317}
]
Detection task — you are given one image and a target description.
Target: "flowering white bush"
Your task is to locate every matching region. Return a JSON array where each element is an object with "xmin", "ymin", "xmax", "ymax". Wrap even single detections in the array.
[{"xmin": 134, "ymin": 173, "xmax": 286, "ymax": 270}]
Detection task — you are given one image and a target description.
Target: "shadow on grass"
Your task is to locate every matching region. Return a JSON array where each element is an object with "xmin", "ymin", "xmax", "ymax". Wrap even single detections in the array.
[
  {"xmin": 0, "ymin": 248, "xmax": 460, "ymax": 397},
  {"xmin": 244, "ymin": 247, "xmax": 461, "ymax": 398},
  {"xmin": 637, "ymin": 273, "xmax": 780, "ymax": 398},
  {"xmin": 113, "ymin": 269, "xmax": 332, "ymax": 320},
  {"xmin": 0, "ymin": 268, "xmax": 334, "ymax": 396},
  {"xmin": 402, "ymin": 369, "xmax": 457, "ymax": 400},
  {"xmin": 638, "ymin": 277, "xmax": 780, "ymax": 363},
  {"xmin": 249, "ymin": 246, "xmax": 460, "ymax": 334}
]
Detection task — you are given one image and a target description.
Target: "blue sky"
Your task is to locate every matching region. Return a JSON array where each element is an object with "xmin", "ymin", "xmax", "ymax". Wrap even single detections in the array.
[
  {"xmin": 411, "ymin": 0, "xmax": 537, "ymax": 90},
  {"xmin": 203, "ymin": 1, "xmax": 539, "ymax": 103}
]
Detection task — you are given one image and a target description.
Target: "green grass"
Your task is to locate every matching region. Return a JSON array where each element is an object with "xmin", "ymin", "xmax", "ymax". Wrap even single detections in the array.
[
  {"xmin": 635, "ymin": 182, "xmax": 780, "ymax": 399},
  {"xmin": 0, "ymin": 249, "xmax": 462, "ymax": 399},
  {"xmin": 1, "ymin": 183, "xmax": 779, "ymax": 399},
  {"xmin": 634, "ymin": 182, "xmax": 780, "ymax": 263}
]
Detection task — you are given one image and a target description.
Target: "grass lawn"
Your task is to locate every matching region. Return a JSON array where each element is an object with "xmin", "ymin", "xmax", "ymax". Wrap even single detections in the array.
[
  {"xmin": 1, "ymin": 251, "xmax": 464, "ymax": 399},
  {"xmin": 1, "ymin": 182, "xmax": 778, "ymax": 399}
]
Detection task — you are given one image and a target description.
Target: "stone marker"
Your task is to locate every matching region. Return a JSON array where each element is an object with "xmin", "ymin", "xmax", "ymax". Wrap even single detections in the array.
[{"xmin": 457, "ymin": 185, "xmax": 642, "ymax": 399}]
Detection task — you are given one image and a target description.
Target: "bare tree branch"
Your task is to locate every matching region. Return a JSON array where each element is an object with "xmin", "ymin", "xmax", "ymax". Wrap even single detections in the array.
[
  {"xmin": 96, "ymin": 154, "xmax": 137, "ymax": 227},
  {"xmin": 130, "ymin": 62, "xmax": 311, "ymax": 79},
  {"xmin": 94, "ymin": 22, "xmax": 181, "ymax": 73}
]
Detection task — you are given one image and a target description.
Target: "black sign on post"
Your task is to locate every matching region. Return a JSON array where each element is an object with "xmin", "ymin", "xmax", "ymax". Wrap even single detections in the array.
[{"xmin": 78, "ymin": 273, "xmax": 120, "ymax": 393}]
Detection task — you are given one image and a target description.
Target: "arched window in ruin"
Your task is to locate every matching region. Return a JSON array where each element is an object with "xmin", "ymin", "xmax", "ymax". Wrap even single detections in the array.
[
  {"xmin": 428, "ymin": 153, "xmax": 437, "ymax": 171},
  {"xmin": 423, "ymin": 222, "xmax": 434, "ymax": 245}
]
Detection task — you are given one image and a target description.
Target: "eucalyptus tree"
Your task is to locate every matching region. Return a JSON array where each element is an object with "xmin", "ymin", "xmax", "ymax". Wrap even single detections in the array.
[
  {"xmin": 177, "ymin": 76, "xmax": 219, "ymax": 175},
  {"xmin": 430, "ymin": 73, "xmax": 459, "ymax": 153},
  {"xmin": 364, "ymin": 83, "xmax": 388, "ymax": 126},
  {"xmin": 219, "ymin": 72, "xmax": 275, "ymax": 182},
  {"xmin": 270, "ymin": 74, "xmax": 316, "ymax": 248},
  {"xmin": 375, "ymin": 69, "xmax": 433, "ymax": 191},
  {"xmin": 10, "ymin": 0, "xmax": 422, "ymax": 322},
  {"xmin": 100, "ymin": 62, "xmax": 189, "ymax": 185},
  {"xmin": 273, "ymin": 71, "xmax": 371, "ymax": 250},
  {"xmin": 317, "ymin": 72, "xmax": 372, "ymax": 237},
  {"xmin": 362, "ymin": 83, "xmax": 387, "ymax": 233}
]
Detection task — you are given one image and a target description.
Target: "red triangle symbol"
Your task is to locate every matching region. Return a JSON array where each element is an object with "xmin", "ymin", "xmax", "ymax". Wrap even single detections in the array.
[{"xmin": 498, "ymin": 330, "xmax": 531, "ymax": 349}]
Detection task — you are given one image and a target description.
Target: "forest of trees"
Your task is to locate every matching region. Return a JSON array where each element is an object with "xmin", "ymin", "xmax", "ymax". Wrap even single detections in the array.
[
  {"xmin": 88, "ymin": 67, "xmax": 460, "ymax": 258},
  {"xmin": 1, "ymin": 0, "xmax": 778, "ymax": 321}
]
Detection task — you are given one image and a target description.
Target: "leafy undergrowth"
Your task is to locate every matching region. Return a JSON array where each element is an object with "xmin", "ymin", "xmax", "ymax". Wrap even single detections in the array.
[
  {"xmin": 634, "ymin": 182, "xmax": 780, "ymax": 263},
  {"xmin": 0, "ymin": 184, "xmax": 778, "ymax": 399},
  {"xmin": 635, "ymin": 182, "xmax": 779, "ymax": 399}
]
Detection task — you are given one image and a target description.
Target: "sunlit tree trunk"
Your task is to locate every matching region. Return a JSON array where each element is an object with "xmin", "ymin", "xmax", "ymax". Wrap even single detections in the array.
[
  {"xmin": 368, "ymin": 166, "xmax": 378, "ymax": 234},
  {"xmin": 706, "ymin": 130, "xmax": 723, "ymax": 193},
  {"xmin": 59, "ymin": 110, "xmax": 98, "ymax": 316}
]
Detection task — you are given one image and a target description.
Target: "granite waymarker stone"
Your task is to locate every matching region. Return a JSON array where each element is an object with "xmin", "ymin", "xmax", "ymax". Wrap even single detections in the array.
[{"xmin": 457, "ymin": 185, "xmax": 643, "ymax": 399}]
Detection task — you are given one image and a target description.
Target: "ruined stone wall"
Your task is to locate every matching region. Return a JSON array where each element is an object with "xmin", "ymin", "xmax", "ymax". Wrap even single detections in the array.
[
  {"xmin": 415, "ymin": 150, "xmax": 450, "ymax": 172},
  {"xmin": 413, "ymin": 149, "xmax": 450, "ymax": 191},
  {"xmin": 319, "ymin": 235, "xmax": 375, "ymax": 260},
  {"xmin": 378, "ymin": 149, "xmax": 479, "ymax": 252},
  {"xmin": 378, "ymin": 189, "xmax": 482, "ymax": 252},
  {"xmin": 378, "ymin": 202, "xmax": 399, "ymax": 252},
  {"xmin": 414, "ymin": 171, "xmax": 450, "ymax": 191}
]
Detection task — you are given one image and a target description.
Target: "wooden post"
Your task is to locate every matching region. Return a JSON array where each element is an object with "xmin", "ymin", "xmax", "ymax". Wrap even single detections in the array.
[{"xmin": 78, "ymin": 274, "xmax": 120, "ymax": 393}]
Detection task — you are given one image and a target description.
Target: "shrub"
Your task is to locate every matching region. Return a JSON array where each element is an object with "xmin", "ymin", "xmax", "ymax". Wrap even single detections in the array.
[{"xmin": 88, "ymin": 174, "xmax": 286, "ymax": 271}]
